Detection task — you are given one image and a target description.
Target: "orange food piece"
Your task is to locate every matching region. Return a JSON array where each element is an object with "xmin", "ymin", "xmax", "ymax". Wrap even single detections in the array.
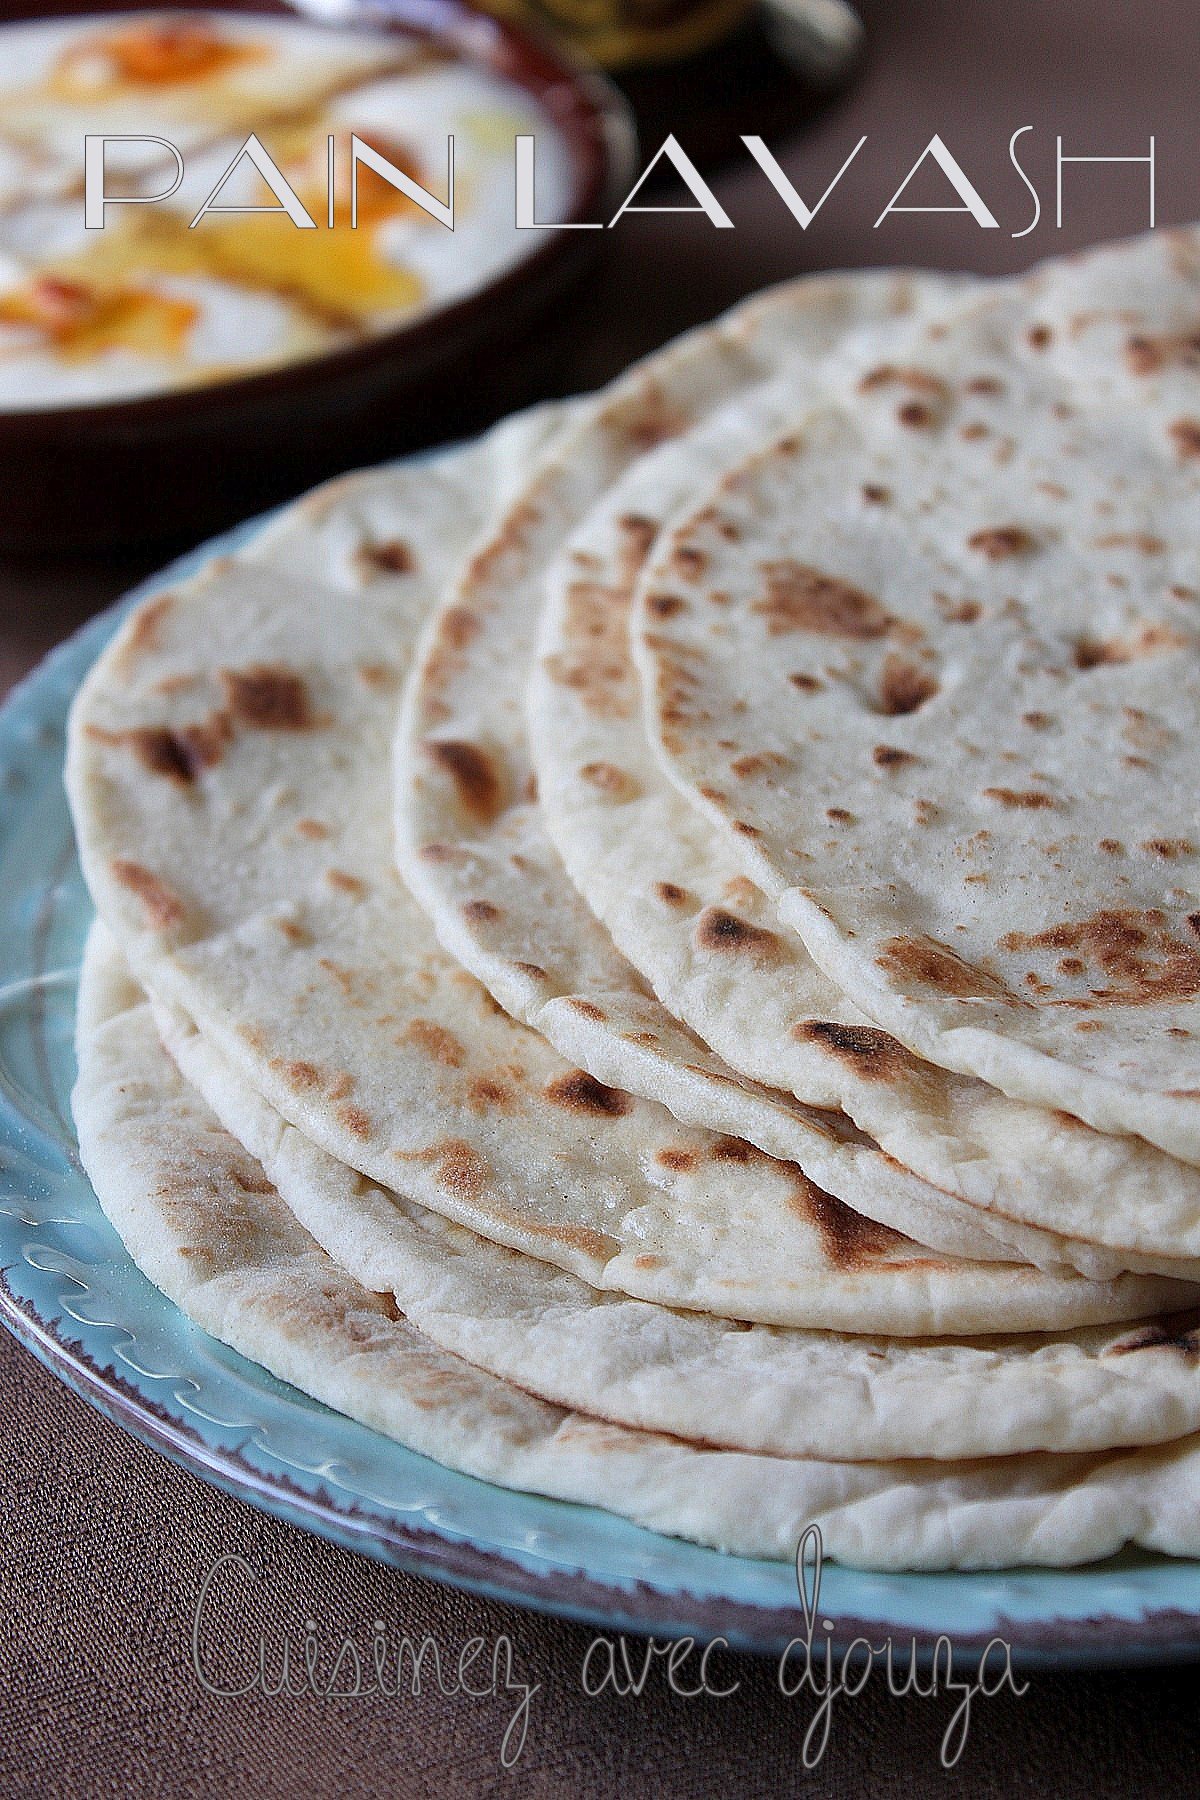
[
  {"xmin": 53, "ymin": 18, "xmax": 262, "ymax": 93},
  {"xmin": 0, "ymin": 273, "xmax": 198, "ymax": 361}
]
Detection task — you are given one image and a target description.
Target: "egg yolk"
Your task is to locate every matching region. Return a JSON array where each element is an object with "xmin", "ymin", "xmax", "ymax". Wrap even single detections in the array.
[{"xmin": 51, "ymin": 18, "xmax": 264, "ymax": 96}]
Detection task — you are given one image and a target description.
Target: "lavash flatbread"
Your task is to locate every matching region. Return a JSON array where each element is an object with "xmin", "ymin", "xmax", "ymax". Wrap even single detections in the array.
[
  {"xmin": 530, "ymin": 346, "xmax": 1200, "ymax": 1282},
  {"xmin": 64, "ymin": 411, "xmax": 1193, "ymax": 1332},
  {"xmin": 72, "ymin": 925, "xmax": 1200, "ymax": 1568},
  {"xmin": 395, "ymin": 268, "xmax": 1052, "ymax": 1270},
  {"xmin": 633, "ymin": 226, "xmax": 1200, "ymax": 1178},
  {"xmin": 146, "ymin": 948, "xmax": 1200, "ymax": 1463}
]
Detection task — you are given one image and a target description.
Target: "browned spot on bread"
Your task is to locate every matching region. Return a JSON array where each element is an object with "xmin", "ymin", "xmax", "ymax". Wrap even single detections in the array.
[
  {"xmin": 626, "ymin": 383, "xmax": 689, "ymax": 450},
  {"xmin": 464, "ymin": 501, "xmax": 541, "ymax": 589},
  {"xmin": 110, "ymin": 859, "xmax": 184, "ymax": 928},
  {"xmin": 1027, "ymin": 324, "xmax": 1052, "ymax": 350},
  {"xmin": 1000, "ymin": 910, "xmax": 1200, "ymax": 1005},
  {"xmin": 579, "ymin": 761, "xmax": 640, "ymax": 802},
  {"xmin": 1022, "ymin": 711, "xmax": 1054, "ymax": 730},
  {"xmin": 794, "ymin": 1175, "xmax": 910, "ymax": 1267},
  {"xmin": 542, "ymin": 1070, "xmax": 632, "ymax": 1118},
  {"xmin": 337, "ymin": 1104, "xmax": 371, "ymax": 1139},
  {"xmin": 529, "ymin": 1221, "xmax": 619, "ymax": 1260},
  {"xmin": 1107, "ymin": 1310, "xmax": 1200, "ymax": 1358},
  {"xmin": 124, "ymin": 592, "xmax": 174, "ymax": 659},
  {"xmin": 439, "ymin": 606, "xmax": 481, "ymax": 651},
  {"xmin": 435, "ymin": 1139, "xmax": 490, "ymax": 1202},
  {"xmin": 232, "ymin": 1168, "xmax": 274, "ymax": 1196},
  {"xmin": 467, "ymin": 1075, "xmax": 514, "ymax": 1112},
  {"xmin": 982, "ymin": 786, "xmax": 1058, "ymax": 810},
  {"xmin": 880, "ymin": 935, "xmax": 1014, "ymax": 1000},
  {"xmin": 897, "ymin": 401, "xmax": 935, "ymax": 429},
  {"xmin": 656, "ymin": 1146, "xmax": 699, "ymax": 1173},
  {"xmin": 694, "ymin": 907, "xmax": 781, "ymax": 962},
  {"xmin": 326, "ymin": 869, "xmax": 366, "ymax": 897},
  {"xmin": 859, "ymin": 365, "xmax": 947, "ymax": 397},
  {"xmin": 1125, "ymin": 330, "xmax": 1200, "ymax": 376},
  {"xmin": 221, "ymin": 664, "xmax": 318, "ymax": 731},
  {"xmin": 296, "ymin": 817, "xmax": 330, "ymax": 840},
  {"xmin": 965, "ymin": 375, "xmax": 1005, "ymax": 395},
  {"xmin": 792, "ymin": 1019, "xmax": 907, "ymax": 1079},
  {"xmin": 357, "ymin": 662, "xmax": 399, "ymax": 691},
  {"xmin": 276, "ymin": 918, "xmax": 309, "ymax": 945},
  {"xmin": 1099, "ymin": 838, "xmax": 1124, "ymax": 854},
  {"xmin": 1142, "ymin": 838, "xmax": 1194, "ymax": 858},
  {"xmin": 934, "ymin": 593, "xmax": 982, "ymax": 624},
  {"xmin": 616, "ymin": 514, "xmax": 657, "ymax": 577},
  {"xmin": 967, "ymin": 526, "xmax": 1035, "ymax": 560},
  {"xmin": 654, "ymin": 881, "xmax": 689, "ymax": 906},
  {"xmin": 755, "ymin": 562, "xmax": 891, "ymax": 639},
  {"xmin": 709, "ymin": 1136, "xmax": 758, "ymax": 1164},
  {"xmin": 789, "ymin": 672, "xmax": 823, "ymax": 692},
  {"xmin": 1169, "ymin": 418, "xmax": 1200, "ymax": 459},
  {"xmin": 424, "ymin": 739, "xmax": 505, "ymax": 825},
  {"xmin": 463, "ymin": 899, "xmax": 501, "ymax": 924},
  {"xmin": 861, "ymin": 484, "xmax": 891, "ymax": 505},
  {"xmin": 1073, "ymin": 622, "xmax": 1189, "ymax": 667},
  {"xmin": 646, "ymin": 592, "xmax": 686, "ymax": 619},
  {"xmin": 87, "ymin": 714, "xmax": 232, "ymax": 783},
  {"xmin": 826, "ymin": 807, "xmax": 855, "ymax": 825},
  {"xmin": 730, "ymin": 751, "xmax": 787, "ymax": 779},
  {"xmin": 541, "ymin": 579, "xmax": 633, "ymax": 721},
  {"xmin": 512, "ymin": 961, "xmax": 547, "ymax": 980},
  {"xmin": 879, "ymin": 654, "xmax": 938, "ymax": 716},
  {"xmin": 566, "ymin": 998, "xmax": 607, "ymax": 1021},
  {"xmin": 873, "ymin": 744, "xmax": 916, "ymax": 771},
  {"xmin": 357, "ymin": 537, "xmax": 415, "ymax": 576},
  {"xmin": 418, "ymin": 841, "xmax": 460, "ymax": 864},
  {"xmin": 401, "ymin": 1019, "xmax": 465, "ymax": 1067},
  {"xmin": 671, "ymin": 545, "xmax": 708, "ymax": 581},
  {"xmin": 277, "ymin": 1059, "xmax": 322, "ymax": 1091},
  {"xmin": 317, "ymin": 957, "xmax": 356, "ymax": 998},
  {"xmin": 1095, "ymin": 533, "xmax": 1167, "ymax": 554}
]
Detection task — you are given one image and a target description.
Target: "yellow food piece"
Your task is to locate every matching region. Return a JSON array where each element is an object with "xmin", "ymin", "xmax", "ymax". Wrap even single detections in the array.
[{"xmin": 0, "ymin": 273, "xmax": 197, "ymax": 362}]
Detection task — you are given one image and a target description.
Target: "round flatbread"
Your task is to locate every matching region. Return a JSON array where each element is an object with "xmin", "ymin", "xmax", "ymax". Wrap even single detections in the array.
[
  {"xmin": 72, "ymin": 924, "xmax": 1200, "ymax": 1569},
  {"xmin": 395, "ymin": 268, "xmax": 1069, "ymax": 1270},
  {"xmin": 65, "ymin": 411, "xmax": 1193, "ymax": 1331},
  {"xmin": 634, "ymin": 227, "xmax": 1200, "ymax": 1181},
  {"xmin": 530, "ymin": 343, "xmax": 1200, "ymax": 1281},
  {"xmin": 143, "ymin": 941, "xmax": 1200, "ymax": 1463}
]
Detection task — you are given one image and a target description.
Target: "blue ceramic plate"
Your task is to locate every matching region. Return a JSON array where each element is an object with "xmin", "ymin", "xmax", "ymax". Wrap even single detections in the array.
[{"xmin": 3, "ymin": 501, "xmax": 1200, "ymax": 1670}]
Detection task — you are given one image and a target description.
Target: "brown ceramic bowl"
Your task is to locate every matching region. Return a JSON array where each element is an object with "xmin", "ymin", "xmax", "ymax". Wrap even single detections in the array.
[{"xmin": 0, "ymin": 0, "xmax": 634, "ymax": 554}]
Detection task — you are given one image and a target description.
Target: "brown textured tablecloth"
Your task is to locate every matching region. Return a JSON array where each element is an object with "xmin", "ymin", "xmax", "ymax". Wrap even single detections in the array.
[{"xmin": 4, "ymin": 2, "xmax": 1200, "ymax": 1792}]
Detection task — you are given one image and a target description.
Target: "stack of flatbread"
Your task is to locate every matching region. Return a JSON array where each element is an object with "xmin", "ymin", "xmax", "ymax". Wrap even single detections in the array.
[{"xmin": 66, "ymin": 224, "xmax": 1200, "ymax": 1571}]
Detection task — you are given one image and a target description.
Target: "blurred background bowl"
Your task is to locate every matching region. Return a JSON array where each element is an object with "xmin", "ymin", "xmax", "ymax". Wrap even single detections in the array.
[{"xmin": 0, "ymin": 0, "xmax": 634, "ymax": 555}]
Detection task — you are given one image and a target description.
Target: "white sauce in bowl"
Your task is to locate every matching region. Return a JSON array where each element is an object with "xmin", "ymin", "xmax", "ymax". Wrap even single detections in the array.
[{"xmin": 0, "ymin": 11, "xmax": 573, "ymax": 409}]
